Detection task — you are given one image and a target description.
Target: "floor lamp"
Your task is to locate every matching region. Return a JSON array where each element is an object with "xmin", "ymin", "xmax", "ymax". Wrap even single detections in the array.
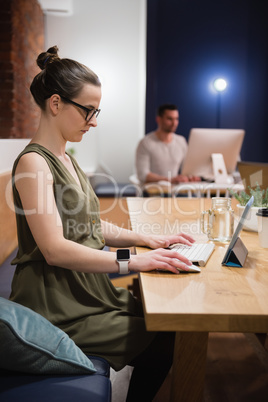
[{"xmin": 213, "ymin": 78, "xmax": 227, "ymax": 128}]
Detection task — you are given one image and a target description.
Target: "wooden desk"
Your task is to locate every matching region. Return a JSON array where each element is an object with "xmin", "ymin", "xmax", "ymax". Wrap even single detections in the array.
[{"xmin": 127, "ymin": 197, "xmax": 268, "ymax": 402}]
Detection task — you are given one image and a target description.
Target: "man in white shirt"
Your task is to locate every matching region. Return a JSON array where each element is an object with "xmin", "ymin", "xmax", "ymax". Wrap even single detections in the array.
[{"xmin": 135, "ymin": 104, "xmax": 200, "ymax": 184}]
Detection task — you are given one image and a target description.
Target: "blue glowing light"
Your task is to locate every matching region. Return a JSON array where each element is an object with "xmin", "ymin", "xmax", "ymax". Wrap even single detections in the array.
[{"xmin": 213, "ymin": 78, "xmax": 227, "ymax": 92}]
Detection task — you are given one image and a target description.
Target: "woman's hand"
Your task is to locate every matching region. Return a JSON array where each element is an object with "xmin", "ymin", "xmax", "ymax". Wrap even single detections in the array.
[
  {"xmin": 141, "ymin": 233, "xmax": 195, "ymax": 250},
  {"xmin": 129, "ymin": 248, "xmax": 193, "ymax": 274}
]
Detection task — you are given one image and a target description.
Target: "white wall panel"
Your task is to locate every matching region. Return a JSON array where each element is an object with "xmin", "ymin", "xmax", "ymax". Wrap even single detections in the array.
[{"xmin": 42, "ymin": 0, "xmax": 146, "ymax": 182}]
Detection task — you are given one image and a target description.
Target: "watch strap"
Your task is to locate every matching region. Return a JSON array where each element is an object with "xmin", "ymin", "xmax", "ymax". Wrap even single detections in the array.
[{"xmin": 118, "ymin": 260, "xmax": 130, "ymax": 275}]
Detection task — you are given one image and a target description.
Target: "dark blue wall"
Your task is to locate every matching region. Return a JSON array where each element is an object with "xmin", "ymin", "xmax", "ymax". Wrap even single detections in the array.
[{"xmin": 146, "ymin": 0, "xmax": 268, "ymax": 163}]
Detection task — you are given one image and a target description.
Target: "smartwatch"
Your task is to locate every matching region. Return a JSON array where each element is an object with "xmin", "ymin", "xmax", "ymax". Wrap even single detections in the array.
[{"xmin": 116, "ymin": 249, "xmax": 131, "ymax": 275}]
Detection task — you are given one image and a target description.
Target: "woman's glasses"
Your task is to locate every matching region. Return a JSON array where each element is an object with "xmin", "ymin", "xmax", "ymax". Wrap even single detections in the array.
[{"xmin": 60, "ymin": 95, "xmax": 101, "ymax": 122}]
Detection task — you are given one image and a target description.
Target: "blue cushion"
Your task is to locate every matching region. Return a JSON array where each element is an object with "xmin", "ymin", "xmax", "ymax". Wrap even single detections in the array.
[{"xmin": 0, "ymin": 297, "xmax": 96, "ymax": 375}]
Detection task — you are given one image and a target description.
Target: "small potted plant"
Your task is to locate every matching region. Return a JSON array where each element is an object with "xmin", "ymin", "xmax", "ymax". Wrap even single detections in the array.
[{"xmin": 229, "ymin": 184, "xmax": 268, "ymax": 232}]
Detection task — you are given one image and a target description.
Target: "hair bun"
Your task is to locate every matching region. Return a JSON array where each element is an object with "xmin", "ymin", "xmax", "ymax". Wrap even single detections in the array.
[{"xmin": 37, "ymin": 45, "xmax": 60, "ymax": 70}]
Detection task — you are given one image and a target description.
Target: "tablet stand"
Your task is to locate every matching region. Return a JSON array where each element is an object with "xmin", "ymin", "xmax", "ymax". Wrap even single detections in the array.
[{"xmin": 222, "ymin": 237, "xmax": 248, "ymax": 267}]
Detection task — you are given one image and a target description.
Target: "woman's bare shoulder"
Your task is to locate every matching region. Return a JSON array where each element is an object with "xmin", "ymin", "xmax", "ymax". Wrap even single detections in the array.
[{"xmin": 15, "ymin": 150, "xmax": 50, "ymax": 175}]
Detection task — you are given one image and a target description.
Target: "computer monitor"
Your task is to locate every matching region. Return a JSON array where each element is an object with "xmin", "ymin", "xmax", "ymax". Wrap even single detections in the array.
[{"xmin": 181, "ymin": 128, "xmax": 245, "ymax": 181}]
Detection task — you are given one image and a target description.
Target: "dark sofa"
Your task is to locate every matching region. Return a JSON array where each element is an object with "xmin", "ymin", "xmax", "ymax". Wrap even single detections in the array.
[{"xmin": 0, "ymin": 251, "xmax": 111, "ymax": 402}]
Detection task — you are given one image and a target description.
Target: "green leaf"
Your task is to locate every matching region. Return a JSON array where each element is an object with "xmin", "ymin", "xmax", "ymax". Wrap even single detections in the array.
[{"xmin": 228, "ymin": 183, "xmax": 268, "ymax": 207}]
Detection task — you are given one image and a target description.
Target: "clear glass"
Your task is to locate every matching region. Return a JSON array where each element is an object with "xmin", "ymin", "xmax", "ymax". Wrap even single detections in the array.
[{"xmin": 201, "ymin": 197, "xmax": 234, "ymax": 242}]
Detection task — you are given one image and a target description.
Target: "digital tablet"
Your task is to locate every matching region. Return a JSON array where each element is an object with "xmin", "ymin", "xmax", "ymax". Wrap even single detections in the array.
[{"xmin": 222, "ymin": 196, "xmax": 254, "ymax": 265}]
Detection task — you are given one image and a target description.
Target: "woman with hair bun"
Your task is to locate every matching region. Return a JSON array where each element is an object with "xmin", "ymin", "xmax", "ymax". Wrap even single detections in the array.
[{"xmin": 10, "ymin": 46, "xmax": 195, "ymax": 401}]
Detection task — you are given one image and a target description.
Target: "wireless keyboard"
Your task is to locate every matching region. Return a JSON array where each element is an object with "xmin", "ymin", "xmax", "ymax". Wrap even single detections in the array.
[{"xmin": 169, "ymin": 242, "xmax": 215, "ymax": 267}]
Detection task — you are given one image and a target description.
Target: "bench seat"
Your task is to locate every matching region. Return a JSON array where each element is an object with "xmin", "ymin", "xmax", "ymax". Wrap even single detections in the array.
[
  {"xmin": 0, "ymin": 252, "xmax": 111, "ymax": 402},
  {"xmin": 0, "ymin": 356, "xmax": 111, "ymax": 402}
]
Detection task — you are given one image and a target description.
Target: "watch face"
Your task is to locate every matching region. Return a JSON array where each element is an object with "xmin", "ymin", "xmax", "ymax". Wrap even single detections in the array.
[{"xmin": 117, "ymin": 249, "xmax": 130, "ymax": 260}]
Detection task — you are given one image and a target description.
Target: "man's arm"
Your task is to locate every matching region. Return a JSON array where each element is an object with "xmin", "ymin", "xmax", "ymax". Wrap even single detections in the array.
[
  {"xmin": 135, "ymin": 139, "xmax": 151, "ymax": 182},
  {"xmin": 144, "ymin": 172, "xmax": 170, "ymax": 183}
]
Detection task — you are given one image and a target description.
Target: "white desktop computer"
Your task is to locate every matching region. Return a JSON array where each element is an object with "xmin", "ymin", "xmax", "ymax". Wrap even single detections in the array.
[{"xmin": 181, "ymin": 128, "xmax": 245, "ymax": 184}]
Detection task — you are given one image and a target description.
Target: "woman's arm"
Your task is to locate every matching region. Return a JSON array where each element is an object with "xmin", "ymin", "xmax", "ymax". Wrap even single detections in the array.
[
  {"xmin": 101, "ymin": 219, "xmax": 195, "ymax": 249},
  {"xmin": 14, "ymin": 152, "xmax": 194, "ymax": 275},
  {"xmin": 14, "ymin": 152, "xmax": 119, "ymax": 273}
]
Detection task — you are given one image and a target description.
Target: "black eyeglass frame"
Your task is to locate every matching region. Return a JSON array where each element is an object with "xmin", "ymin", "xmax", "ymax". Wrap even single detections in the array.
[{"xmin": 60, "ymin": 95, "xmax": 101, "ymax": 122}]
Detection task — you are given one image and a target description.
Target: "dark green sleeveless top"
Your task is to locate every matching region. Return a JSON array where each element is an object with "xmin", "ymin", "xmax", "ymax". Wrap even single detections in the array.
[{"xmin": 10, "ymin": 144, "xmax": 155, "ymax": 370}]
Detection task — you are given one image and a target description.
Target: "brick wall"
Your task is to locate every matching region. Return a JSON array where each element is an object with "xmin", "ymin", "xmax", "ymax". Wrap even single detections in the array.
[{"xmin": 0, "ymin": 0, "xmax": 44, "ymax": 139}]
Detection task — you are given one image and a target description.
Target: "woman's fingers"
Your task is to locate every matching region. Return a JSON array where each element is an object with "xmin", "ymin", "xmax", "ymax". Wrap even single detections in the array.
[
  {"xmin": 131, "ymin": 248, "xmax": 192, "ymax": 274},
  {"xmin": 155, "ymin": 258, "xmax": 193, "ymax": 273},
  {"xmin": 176, "ymin": 233, "xmax": 195, "ymax": 244},
  {"xmin": 157, "ymin": 249, "xmax": 192, "ymax": 268},
  {"xmin": 147, "ymin": 233, "xmax": 196, "ymax": 249}
]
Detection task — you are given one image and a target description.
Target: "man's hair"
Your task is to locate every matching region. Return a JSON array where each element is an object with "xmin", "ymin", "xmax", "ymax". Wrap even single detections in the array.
[{"xmin": 157, "ymin": 104, "xmax": 178, "ymax": 117}]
